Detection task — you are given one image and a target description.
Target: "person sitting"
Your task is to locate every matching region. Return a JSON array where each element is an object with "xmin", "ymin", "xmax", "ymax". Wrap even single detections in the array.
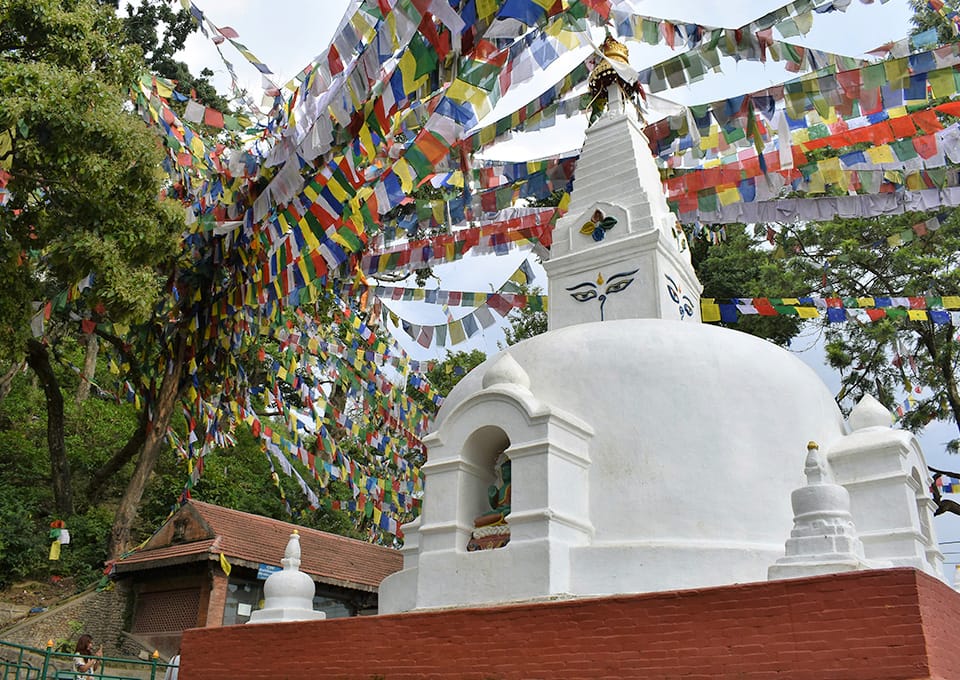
[{"xmin": 73, "ymin": 634, "xmax": 102, "ymax": 680}]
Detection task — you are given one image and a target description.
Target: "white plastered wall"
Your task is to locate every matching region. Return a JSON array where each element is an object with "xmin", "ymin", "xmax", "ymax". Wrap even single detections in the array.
[
  {"xmin": 379, "ymin": 376, "xmax": 594, "ymax": 612},
  {"xmin": 827, "ymin": 426, "xmax": 943, "ymax": 577}
]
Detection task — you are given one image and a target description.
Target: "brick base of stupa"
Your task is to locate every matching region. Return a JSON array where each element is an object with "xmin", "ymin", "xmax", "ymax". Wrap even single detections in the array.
[{"xmin": 180, "ymin": 567, "xmax": 960, "ymax": 680}]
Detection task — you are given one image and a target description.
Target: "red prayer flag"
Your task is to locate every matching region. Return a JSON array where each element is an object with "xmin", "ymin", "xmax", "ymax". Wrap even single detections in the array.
[{"xmin": 888, "ymin": 116, "xmax": 916, "ymax": 139}]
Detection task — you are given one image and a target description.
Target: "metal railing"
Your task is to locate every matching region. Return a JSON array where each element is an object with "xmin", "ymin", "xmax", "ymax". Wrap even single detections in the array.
[{"xmin": 0, "ymin": 640, "xmax": 174, "ymax": 680}]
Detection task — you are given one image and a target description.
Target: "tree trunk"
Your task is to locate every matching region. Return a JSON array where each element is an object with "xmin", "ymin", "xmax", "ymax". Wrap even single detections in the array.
[
  {"xmin": 76, "ymin": 332, "xmax": 99, "ymax": 404},
  {"xmin": 85, "ymin": 410, "xmax": 147, "ymax": 502},
  {"xmin": 25, "ymin": 339, "xmax": 73, "ymax": 517},
  {"xmin": 107, "ymin": 335, "xmax": 186, "ymax": 561},
  {"xmin": 0, "ymin": 360, "xmax": 23, "ymax": 404}
]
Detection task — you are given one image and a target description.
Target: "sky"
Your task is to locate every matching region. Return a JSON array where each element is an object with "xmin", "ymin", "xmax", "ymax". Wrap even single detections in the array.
[{"xmin": 171, "ymin": 0, "xmax": 960, "ymax": 576}]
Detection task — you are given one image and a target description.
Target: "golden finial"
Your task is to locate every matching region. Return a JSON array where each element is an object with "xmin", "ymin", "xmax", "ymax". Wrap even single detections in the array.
[
  {"xmin": 293, "ymin": 529, "xmax": 299, "ymax": 535},
  {"xmin": 596, "ymin": 273, "xmax": 605, "ymax": 285},
  {"xmin": 807, "ymin": 441, "xmax": 819, "ymax": 450},
  {"xmin": 587, "ymin": 32, "xmax": 644, "ymax": 123},
  {"xmin": 600, "ymin": 34, "xmax": 630, "ymax": 65}
]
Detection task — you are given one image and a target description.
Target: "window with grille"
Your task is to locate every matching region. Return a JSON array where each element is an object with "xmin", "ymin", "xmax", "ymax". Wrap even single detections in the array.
[{"xmin": 132, "ymin": 589, "xmax": 200, "ymax": 633}]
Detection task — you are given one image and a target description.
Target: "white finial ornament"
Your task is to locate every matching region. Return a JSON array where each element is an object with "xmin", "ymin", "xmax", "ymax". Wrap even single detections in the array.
[
  {"xmin": 848, "ymin": 394, "xmax": 893, "ymax": 431},
  {"xmin": 482, "ymin": 352, "xmax": 530, "ymax": 390}
]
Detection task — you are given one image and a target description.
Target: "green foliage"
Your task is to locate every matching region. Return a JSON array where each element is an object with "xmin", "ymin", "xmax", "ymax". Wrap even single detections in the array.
[
  {"xmin": 527, "ymin": 189, "xmax": 566, "ymax": 208},
  {"xmin": 0, "ymin": 0, "xmax": 185, "ymax": 358},
  {"xmin": 909, "ymin": 0, "xmax": 957, "ymax": 44},
  {"xmin": 407, "ymin": 349, "xmax": 486, "ymax": 416},
  {"xmin": 56, "ymin": 505, "xmax": 113, "ymax": 583},
  {"xmin": 691, "ymin": 226, "xmax": 810, "ymax": 346},
  {"xmin": 776, "ymin": 211, "xmax": 960, "ymax": 445},
  {"xmin": 501, "ymin": 283, "xmax": 548, "ymax": 347},
  {"xmin": 0, "ymin": 362, "xmax": 139, "ymax": 586}
]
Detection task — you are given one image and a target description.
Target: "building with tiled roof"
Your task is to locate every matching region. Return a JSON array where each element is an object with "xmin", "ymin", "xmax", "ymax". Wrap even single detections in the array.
[{"xmin": 112, "ymin": 501, "xmax": 402, "ymax": 655}]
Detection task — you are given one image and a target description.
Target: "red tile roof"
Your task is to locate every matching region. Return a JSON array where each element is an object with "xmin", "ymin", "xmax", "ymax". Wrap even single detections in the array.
[{"xmin": 114, "ymin": 501, "xmax": 402, "ymax": 592}]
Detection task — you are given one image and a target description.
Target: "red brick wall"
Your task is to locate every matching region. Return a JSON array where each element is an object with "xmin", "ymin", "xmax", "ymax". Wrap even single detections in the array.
[
  {"xmin": 202, "ymin": 570, "xmax": 227, "ymax": 628},
  {"xmin": 917, "ymin": 567, "xmax": 960, "ymax": 680},
  {"xmin": 180, "ymin": 568, "xmax": 960, "ymax": 680}
]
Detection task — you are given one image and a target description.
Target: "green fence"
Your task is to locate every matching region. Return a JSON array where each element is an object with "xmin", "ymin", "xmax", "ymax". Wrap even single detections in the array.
[{"xmin": 0, "ymin": 639, "xmax": 174, "ymax": 680}]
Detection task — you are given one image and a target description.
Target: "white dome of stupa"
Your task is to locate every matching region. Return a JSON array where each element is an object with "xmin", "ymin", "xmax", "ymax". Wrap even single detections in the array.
[{"xmin": 438, "ymin": 319, "xmax": 846, "ymax": 586}]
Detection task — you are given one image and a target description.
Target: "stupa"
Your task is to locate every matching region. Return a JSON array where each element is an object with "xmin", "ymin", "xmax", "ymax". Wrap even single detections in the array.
[
  {"xmin": 378, "ymin": 35, "xmax": 943, "ymax": 614},
  {"xmin": 248, "ymin": 531, "xmax": 326, "ymax": 624}
]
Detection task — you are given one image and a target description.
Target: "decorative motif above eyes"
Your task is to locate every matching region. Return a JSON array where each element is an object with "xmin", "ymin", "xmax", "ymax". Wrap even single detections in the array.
[
  {"xmin": 665, "ymin": 274, "xmax": 696, "ymax": 320},
  {"xmin": 579, "ymin": 209, "xmax": 618, "ymax": 242}
]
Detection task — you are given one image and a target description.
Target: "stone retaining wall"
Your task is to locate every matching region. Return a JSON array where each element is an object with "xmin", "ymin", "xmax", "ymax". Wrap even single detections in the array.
[{"xmin": 0, "ymin": 583, "xmax": 133, "ymax": 656}]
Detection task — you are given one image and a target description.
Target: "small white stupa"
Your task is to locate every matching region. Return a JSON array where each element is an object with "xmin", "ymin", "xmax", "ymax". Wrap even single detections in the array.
[
  {"xmin": 378, "ymin": 34, "xmax": 944, "ymax": 615},
  {"xmin": 248, "ymin": 531, "xmax": 326, "ymax": 624},
  {"xmin": 768, "ymin": 441, "xmax": 876, "ymax": 579}
]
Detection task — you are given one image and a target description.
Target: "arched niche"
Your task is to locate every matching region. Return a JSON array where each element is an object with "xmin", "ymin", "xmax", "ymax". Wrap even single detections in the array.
[
  {"xmin": 460, "ymin": 426, "xmax": 512, "ymax": 551},
  {"xmin": 417, "ymin": 383, "xmax": 594, "ymax": 557}
]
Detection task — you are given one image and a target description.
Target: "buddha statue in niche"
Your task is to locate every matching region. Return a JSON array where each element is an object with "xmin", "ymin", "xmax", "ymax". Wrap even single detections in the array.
[{"xmin": 467, "ymin": 452, "xmax": 511, "ymax": 551}]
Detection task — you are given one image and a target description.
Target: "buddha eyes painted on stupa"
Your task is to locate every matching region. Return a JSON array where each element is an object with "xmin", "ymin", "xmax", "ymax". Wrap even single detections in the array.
[
  {"xmin": 665, "ymin": 274, "xmax": 695, "ymax": 320},
  {"xmin": 565, "ymin": 269, "xmax": 639, "ymax": 321}
]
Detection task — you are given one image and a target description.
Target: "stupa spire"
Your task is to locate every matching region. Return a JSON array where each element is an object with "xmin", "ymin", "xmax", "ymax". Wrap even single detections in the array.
[{"xmin": 543, "ymin": 34, "xmax": 701, "ymax": 329}]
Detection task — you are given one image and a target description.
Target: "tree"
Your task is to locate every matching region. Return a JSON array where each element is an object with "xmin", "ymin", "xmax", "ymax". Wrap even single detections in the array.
[
  {"xmin": 1, "ymin": 0, "xmax": 184, "ymax": 517},
  {"xmin": 501, "ymin": 282, "xmax": 548, "ymax": 346},
  {"xmin": 775, "ymin": 212, "xmax": 960, "ymax": 449},
  {"xmin": 102, "ymin": 0, "xmax": 228, "ymax": 110},
  {"xmin": 691, "ymin": 226, "xmax": 812, "ymax": 347},
  {"xmin": 908, "ymin": 0, "xmax": 958, "ymax": 45},
  {"xmin": 407, "ymin": 349, "xmax": 487, "ymax": 417}
]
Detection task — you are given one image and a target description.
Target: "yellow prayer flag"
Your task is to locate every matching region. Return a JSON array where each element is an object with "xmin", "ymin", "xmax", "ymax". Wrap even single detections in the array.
[
  {"xmin": 865, "ymin": 145, "xmax": 895, "ymax": 164},
  {"xmin": 781, "ymin": 298, "xmax": 800, "ymax": 305},
  {"xmin": 219, "ymin": 552, "xmax": 232, "ymax": 576},
  {"xmin": 49, "ymin": 540, "xmax": 61, "ymax": 561},
  {"xmin": 884, "ymin": 58, "xmax": 909, "ymax": 88},
  {"xmin": 807, "ymin": 171, "xmax": 825, "ymax": 194},
  {"xmin": 929, "ymin": 70, "xmax": 958, "ymax": 99},
  {"xmin": 701, "ymin": 300, "xmax": 721, "ymax": 323},
  {"xmin": 717, "ymin": 185, "xmax": 740, "ymax": 206},
  {"xmin": 393, "ymin": 159, "xmax": 415, "ymax": 193},
  {"xmin": 327, "ymin": 176, "xmax": 350, "ymax": 202},
  {"xmin": 905, "ymin": 172, "xmax": 926, "ymax": 191},
  {"xmin": 449, "ymin": 319, "xmax": 466, "ymax": 344},
  {"xmin": 908, "ymin": 310, "xmax": 928, "ymax": 321},
  {"xmin": 796, "ymin": 307, "xmax": 820, "ymax": 319},
  {"xmin": 941, "ymin": 296, "xmax": 960, "ymax": 309},
  {"xmin": 819, "ymin": 157, "xmax": 843, "ymax": 185},
  {"xmin": 857, "ymin": 297, "xmax": 875, "ymax": 308},
  {"xmin": 154, "ymin": 79, "xmax": 173, "ymax": 98},
  {"xmin": 476, "ymin": 0, "xmax": 497, "ymax": 18},
  {"xmin": 700, "ymin": 129, "xmax": 719, "ymax": 152}
]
